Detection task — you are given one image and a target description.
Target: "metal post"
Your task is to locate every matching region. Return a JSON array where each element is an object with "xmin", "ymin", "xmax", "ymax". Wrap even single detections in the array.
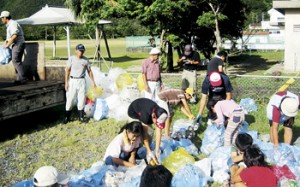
[{"xmin": 64, "ymin": 25, "xmax": 71, "ymax": 59}]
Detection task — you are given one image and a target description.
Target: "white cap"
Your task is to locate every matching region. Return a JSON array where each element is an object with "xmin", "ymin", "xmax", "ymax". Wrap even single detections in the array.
[
  {"xmin": 149, "ymin": 48, "xmax": 161, "ymax": 55},
  {"xmin": 0, "ymin": 11, "xmax": 10, "ymax": 18},
  {"xmin": 281, "ymin": 97, "xmax": 299, "ymax": 117},
  {"xmin": 33, "ymin": 166, "xmax": 69, "ymax": 186}
]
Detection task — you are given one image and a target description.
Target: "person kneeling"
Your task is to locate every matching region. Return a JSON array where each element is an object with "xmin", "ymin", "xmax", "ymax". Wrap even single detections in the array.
[{"xmin": 103, "ymin": 121, "xmax": 146, "ymax": 167}]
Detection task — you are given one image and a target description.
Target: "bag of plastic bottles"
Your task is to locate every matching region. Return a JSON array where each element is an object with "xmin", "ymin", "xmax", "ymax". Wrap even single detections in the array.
[
  {"xmin": 116, "ymin": 73, "xmax": 134, "ymax": 90},
  {"xmin": 0, "ymin": 46, "xmax": 12, "ymax": 65},
  {"xmin": 87, "ymin": 86, "xmax": 103, "ymax": 101},
  {"xmin": 162, "ymin": 147, "xmax": 195, "ymax": 174}
]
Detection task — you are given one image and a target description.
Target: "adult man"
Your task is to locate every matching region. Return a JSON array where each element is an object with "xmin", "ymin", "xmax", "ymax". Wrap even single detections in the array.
[
  {"xmin": 267, "ymin": 91, "xmax": 300, "ymax": 147},
  {"xmin": 1, "ymin": 11, "xmax": 26, "ymax": 84},
  {"xmin": 128, "ymin": 98, "xmax": 168, "ymax": 164},
  {"xmin": 196, "ymin": 71, "xmax": 233, "ymax": 124},
  {"xmin": 157, "ymin": 88, "xmax": 195, "ymax": 137},
  {"xmin": 178, "ymin": 44, "xmax": 201, "ymax": 103},
  {"xmin": 142, "ymin": 48, "xmax": 162, "ymax": 101},
  {"xmin": 207, "ymin": 50, "xmax": 228, "ymax": 74},
  {"xmin": 64, "ymin": 44, "xmax": 96, "ymax": 124}
]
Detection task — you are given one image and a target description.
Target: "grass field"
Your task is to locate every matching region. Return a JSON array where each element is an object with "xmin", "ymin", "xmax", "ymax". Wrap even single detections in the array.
[{"xmin": 1, "ymin": 38, "xmax": 298, "ymax": 186}]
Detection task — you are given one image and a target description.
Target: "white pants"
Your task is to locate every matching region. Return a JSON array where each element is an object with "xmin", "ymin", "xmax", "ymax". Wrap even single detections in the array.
[
  {"xmin": 65, "ymin": 78, "xmax": 86, "ymax": 111},
  {"xmin": 156, "ymin": 98, "xmax": 173, "ymax": 117},
  {"xmin": 144, "ymin": 81, "xmax": 161, "ymax": 102}
]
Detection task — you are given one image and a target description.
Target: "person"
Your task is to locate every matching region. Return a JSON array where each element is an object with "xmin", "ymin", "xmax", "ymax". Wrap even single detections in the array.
[
  {"xmin": 142, "ymin": 47, "xmax": 163, "ymax": 101},
  {"xmin": 64, "ymin": 44, "xmax": 97, "ymax": 124},
  {"xmin": 33, "ymin": 166, "xmax": 69, "ymax": 187},
  {"xmin": 139, "ymin": 165, "xmax": 173, "ymax": 187},
  {"xmin": 157, "ymin": 88, "xmax": 195, "ymax": 137},
  {"xmin": 267, "ymin": 90, "xmax": 300, "ymax": 147},
  {"xmin": 230, "ymin": 144, "xmax": 277, "ymax": 187},
  {"xmin": 196, "ymin": 71, "xmax": 233, "ymax": 124},
  {"xmin": 177, "ymin": 44, "xmax": 201, "ymax": 103},
  {"xmin": 1, "ymin": 11, "xmax": 27, "ymax": 84},
  {"xmin": 207, "ymin": 50, "xmax": 228, "ymax": 75},
  {"xmin": 103, "ymin": 121, "xmax": 146, "ymax": 167},
  {"xmin": 207, "ymin": 99, "xmax": 245, "ymax": 146},
  {"xmin": 231, "ymin": 133, "xmax": 253, "ymax": 164},
  {"xmin": 127, "ymin": 98, "xmax": 168, "ymax": 164}
]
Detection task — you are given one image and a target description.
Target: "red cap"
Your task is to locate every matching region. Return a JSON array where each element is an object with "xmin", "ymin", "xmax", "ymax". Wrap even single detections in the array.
[{"xmin": 209, "ymin": 72, "xmax": 222, "ymax": 87}]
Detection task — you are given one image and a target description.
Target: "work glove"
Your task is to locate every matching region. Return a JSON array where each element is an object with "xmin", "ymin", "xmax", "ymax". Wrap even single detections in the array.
[{"xmin": 196, "ymin": 114, "xmax": 202, "ymax": 124}]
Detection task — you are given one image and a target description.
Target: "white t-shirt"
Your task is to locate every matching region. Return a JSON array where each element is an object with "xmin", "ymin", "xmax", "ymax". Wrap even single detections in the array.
[{"xmin": 103, "ymin": 132, "xmax": 141, "ymax": 160}]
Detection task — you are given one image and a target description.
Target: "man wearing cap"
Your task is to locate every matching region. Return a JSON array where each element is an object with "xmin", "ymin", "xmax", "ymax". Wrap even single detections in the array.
[
  {"xmin": 33, "ymin": 166, "xmax": 69, "ymax": 187},
  {"xmin": 64, "ymin": 44, "xmax": 97, "ymax": 124},
  {"xmin": 128, "ymin": 98, "xmax": 168, "ymax": 164},
  {"xmin": 207, "ymin": 50, "xmax": 227, "ymax": 75},
  {"xmin": 142, "ymin": 47, "xmax": 163, "ymax": 101},
  {"xmin": 1, "ymin": 11, "xmax": 27, "ymax": 84},
  {"xmin": 177, "ymin": 44, "xmax": 201, "ymax": 103},
  {"xmin": 267, "ymin": 91, "xmax": 300, "ymax": 147},
  {"xmin": 157, "ymin": 88, "xmax": 195, "ymax": 137},
  {"xmin": 196, "ymin": 71, "xmax": 233, "ymax": 125}
]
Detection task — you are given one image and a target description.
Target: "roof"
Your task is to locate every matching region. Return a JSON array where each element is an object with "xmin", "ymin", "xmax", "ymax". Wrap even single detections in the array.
[{"xmin": 16, "ymin": 5, "xmax": 111, "ymax": 26}]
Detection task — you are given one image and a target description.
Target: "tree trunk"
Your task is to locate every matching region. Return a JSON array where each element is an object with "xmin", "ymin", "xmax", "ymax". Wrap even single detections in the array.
[
  {"xmin": 166, "ymin": 41, "xmax": 174, "ymax": 72},
  {"xmin": 214, "ymin": 17, "xmax": 222, "ymax": 54}
]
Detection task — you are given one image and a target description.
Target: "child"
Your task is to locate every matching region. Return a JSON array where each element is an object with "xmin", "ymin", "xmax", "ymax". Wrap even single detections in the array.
[
  {"xmin": 230, "ymin": 144, "xmax": 277, "ymax": 187},
  {"xmin": 207, "ymin": 99, "xmax": 245, "ymax": 146},
  {"xmin": 140, "ymin": 165, "xmax": 173, "ymax": 187},
  {"xmin": 231, "ymin": 133, "xmax": 253, "ymax": 164},
  {"xmin": 103, "ymin": 121, "xmax": 146, "ymax": 167}
]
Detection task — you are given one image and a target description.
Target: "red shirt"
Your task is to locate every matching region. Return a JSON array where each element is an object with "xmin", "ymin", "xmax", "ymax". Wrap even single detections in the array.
[
  {"xmin": 240, "ymin": 166, "xmax": 277, "ymax": 187},
  {"xmin": 142, "ymin": 57, "xmax": 162, "ymax": 81}
]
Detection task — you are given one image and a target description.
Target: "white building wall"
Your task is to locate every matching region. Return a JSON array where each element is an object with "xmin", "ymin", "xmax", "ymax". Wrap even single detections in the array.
[{"xmin": 284, "ymin": 9, "xmax": 300, "ymax": 71}]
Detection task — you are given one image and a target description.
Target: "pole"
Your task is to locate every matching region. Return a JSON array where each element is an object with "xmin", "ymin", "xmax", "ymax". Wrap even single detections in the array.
[
  {"xmin": 53, "ymin": 26, "xmax": 56, "ymax": 58},
  {"xmin": 64, "ymin": 25, "xmax": 71, "ymax": 59}
]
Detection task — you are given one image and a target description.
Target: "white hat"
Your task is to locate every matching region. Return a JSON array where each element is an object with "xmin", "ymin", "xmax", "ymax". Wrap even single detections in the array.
[
  {"xmin": 281, "ymin": 97, "xmax": 299, "ymax": 117},
  {"xmin": 149, "ymin": 48, "xmax": 161, "ymax": 55},
  {"xmin": 209, "ymin": 72, "xmax": 222, "ymax": 87},
  {"xmin": 33, "ymin": 166, "xmax": 69, "ymax": 187},
  {"xmin": 0, "ymin": 11, "xmax": 10, "ymax": 18}
]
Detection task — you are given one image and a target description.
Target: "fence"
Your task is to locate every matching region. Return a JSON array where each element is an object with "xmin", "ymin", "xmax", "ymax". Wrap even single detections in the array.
[{"xmin": 129, "ymin": 73, "xmax": 300, "ymax": 104}]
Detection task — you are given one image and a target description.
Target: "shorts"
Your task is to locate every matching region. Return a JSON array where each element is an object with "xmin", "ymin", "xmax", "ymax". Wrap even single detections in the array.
[{"xmin": 269, "ymin": 117, "xmax": 294, "ymax": 128}]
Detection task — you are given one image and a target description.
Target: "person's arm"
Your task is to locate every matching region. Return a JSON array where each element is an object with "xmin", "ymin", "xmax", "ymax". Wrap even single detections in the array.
[
  {"xmin": 65, "ymin": 67, "xmax": 71, "ymax": 92},
  {"xmin": 4, "ymin": 35, "xmax": 17, "ymax": 48},
  {"xmin": 112, "ymin": 157, "xmax": 135, "ymax": 167},
  {"xmin": 226, "ymin": 92, "xmax": 232, "ymax": 100},
  {"xmin": 271, "ymin": 121, "xmax": 280, "ymax": 147},
  {"xmin": 142, "ymin": 73, "xmax": 149, "ymax": 92},
  {"xmin": 180, "ymin": 99, "xmax": 194, "ymax": 119},
  {"xmin": 155, "ymin": 126, "xmax": 162, "ymax": 163},
  {"xmin": 128, "ymin": 148, "xmax": 137, "ymax": 165},
  {"xmin": 230, "ymin": 164, "xmax": 245, "ymax": 184},
  {"xmin": 142, "ymin": 123, "xmax": 151, "ymax": 153},
  {"xmin": 231, "ymin": 151, "xmax": 244, "ymax": 163},
  {"xmin": 218, "ymin": 65, "xmax": 223, "ymax": 73},
  {"xmin": 87, "ymin": 67, "xmax": 96, "ymax": 88}
]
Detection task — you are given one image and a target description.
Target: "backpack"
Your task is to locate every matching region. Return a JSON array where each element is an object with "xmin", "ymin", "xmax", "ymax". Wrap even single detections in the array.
[{"xmin": 208, "ymin": 71, "xmax": 225, "ymax": 100}]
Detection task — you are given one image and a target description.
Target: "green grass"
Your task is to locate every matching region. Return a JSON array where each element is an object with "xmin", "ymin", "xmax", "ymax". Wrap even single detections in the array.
[{"xmin": 0, "ymin": 39, "xmax": 297, "ymax": 186}]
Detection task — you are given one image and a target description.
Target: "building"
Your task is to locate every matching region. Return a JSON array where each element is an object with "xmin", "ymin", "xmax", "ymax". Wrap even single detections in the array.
[{"xmin": 273, "ymin": 0, "xmax": 300, "ymax": 71}]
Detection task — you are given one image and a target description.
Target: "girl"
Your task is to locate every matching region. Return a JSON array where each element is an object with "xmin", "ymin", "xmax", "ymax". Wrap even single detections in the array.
[
  {"xmin": 104, "ymin": 121, "xmax": 146, "ymax": 167},
  {"xmin": 230, "ymin": 144, "xmax": 277, "ymax": 187},
  {"xmin": 207, "ymin": 99, "xmax": 245, "ymax": 146}
]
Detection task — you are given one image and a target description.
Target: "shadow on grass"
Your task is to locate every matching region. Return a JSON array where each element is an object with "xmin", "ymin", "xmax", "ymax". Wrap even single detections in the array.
[
  {"xmin": 106, "ymin": 55, "xmax": 145, "ymax": 63},
  {"xmin": 228, "ymin": 54, "xmax": 278, "ymax": 74},
  {"xmin": 278, "ymin": 123, "xmax": 300, "ymax": 144},
  {"xmin": 0, "ymin": 105, "xmax": 65, "ymax": 142}
]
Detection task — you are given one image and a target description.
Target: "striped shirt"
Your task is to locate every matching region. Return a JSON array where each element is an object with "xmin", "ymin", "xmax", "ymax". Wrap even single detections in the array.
[{"xmin": 158, "ymin": 89, "xmax": 186, "ymax": 105}]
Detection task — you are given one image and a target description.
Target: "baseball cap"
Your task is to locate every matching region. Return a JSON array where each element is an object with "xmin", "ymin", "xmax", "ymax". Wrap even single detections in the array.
[
  {"xmin": 149, "ymin": 48, "xmax": 161, "ymax": 55},
  {"xmin": 281, "ymin": 97, "xmax": 299, "ymax": 117},
  {"xmin": 156, "ymin": 113, "xmax": 167, "ymax": 129},
  {"xmin": 76, "ymin": 44, "xmax": 85, "ymax": 52},
  {"xmin": 185, "ymin": 88, "xmax": 193, "ymax": 96},
  {"xmin": 184, "ymin": 44, "xmax": 192, "ymax": 56},
  {"xmin": 33, "ymin": 166, "xmax": 69, "ymax": 187},
  {"xmin": 209, "ymin": 72, "xmax": 222, "ymax": 87},
  {"xmin": 0, "ymin": 11, "xmax": 10, "ymax": 18}
]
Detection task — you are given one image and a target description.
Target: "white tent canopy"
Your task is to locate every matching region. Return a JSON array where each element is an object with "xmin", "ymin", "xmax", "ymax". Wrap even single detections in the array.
[{"xmin": 16, "ymin": 4, "xmax": 112, "ymax": 59}]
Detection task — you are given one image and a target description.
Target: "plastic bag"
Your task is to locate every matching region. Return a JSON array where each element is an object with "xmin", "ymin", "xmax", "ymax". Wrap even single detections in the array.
[
  {"xmin": 162, "ymin": 147, "xmax": 195, "ymax": 174},
  {"xmin": 87, "ymin": 86, "xmax": 103, "ymax": 101},
  {"xmin": 200, "ymin": 125, "xmax": 225, "ymax": 156},
  {"xmin": 239, "ymin": 97, "xmax": 258, "ymax": 113},
  {"xmin": 116, "ymin": 73, "xmax": 134, "ymax": 90},
  {"xmin": 272, "ymin": 164, "xmax": 296, "ymax": 181},
  {"xmin": 0, "ymin": 46, "xmax": 12, "ymax": 65},
  {"xmin": 171, "ymin": 164, "xmax": 210, "ymax": 187},
  {"xmin": 136, "ymin": 74, "xmax": 145, "ymax": 92},
  {"xmin": 93, "ymin": 98, "xmax": 108, "ymax": 121},
  {"xmin": 84, "ymin": 103, "xmax": 95, "ymax": 118}
]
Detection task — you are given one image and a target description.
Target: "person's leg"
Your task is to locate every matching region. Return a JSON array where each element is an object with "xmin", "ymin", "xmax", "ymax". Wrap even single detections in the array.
[
  {"xmin": 136, "ymin": 146, "xmax": 147, "ymax": 160},
  {"xmin": 269, "ymin": 120, "xmax": 274, "ymax": 143},
  {"xmin": 156, "ymin": 99, "xmax": 171, "ymax": 137},
  {"xmin": 224, "ymin": 111, "xmax": 243, "ymax": 146},
  {"xmin": 12, "ymin": 43, "xmax": 26, "ymax": 81},
  {"xmin": 77, "ymin": 79, "xmax": 86, "ymax": 122},
  {"xmin": 145, "ymin": 81, "xmax": 156, "ymax": 101}
]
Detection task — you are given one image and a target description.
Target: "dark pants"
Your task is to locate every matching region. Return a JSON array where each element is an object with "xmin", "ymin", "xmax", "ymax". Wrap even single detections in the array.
[{"xmin": 12, "ymin": 43, "xmax": 26, "ymax": 81}]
